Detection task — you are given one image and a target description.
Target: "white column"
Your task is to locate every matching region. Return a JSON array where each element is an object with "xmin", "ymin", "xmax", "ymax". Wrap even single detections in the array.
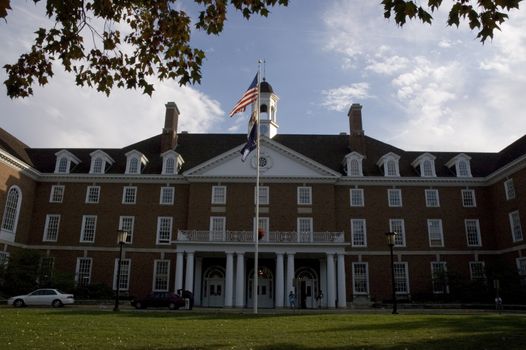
[
  {"xmin": 320, "ymin": 258, "xmax": 327, "ymax": 308},
  {"xmin": 286, "ymin": 253, "xmax": 295, "ymax": 295},
  {"xmin": 175, "ymin": 251, "xmax": 184, "ymax": 292},
  {"xmin": 275, "ymin": 253, "xmax": 285, "ymax": 308},
  {"xmin": 235, "ymin": 252, "xmax": 245, "ymax": 307},
  {"xmin": 225, "ymin": 252, "xmax": 234, "ymax": 307},
  {"xmin": 326, "ymin": 253, "xmax": 336, "ymax": 308},
  {"xmin": 194, "ymin": 257, "xmax": 202, "ymax": 306},
  {"xmin": 337, "ymin": 253, "xmax": 347, "ymax": 308},
  {"xmin": 185, "ymin": 252, "xmax": 195, "ymax": 292}
]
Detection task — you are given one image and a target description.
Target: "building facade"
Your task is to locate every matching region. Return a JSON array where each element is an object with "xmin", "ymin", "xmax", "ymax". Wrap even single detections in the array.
[{"xmin": 1, "ymin": 82, "xmax": 526, "ymax": 308}]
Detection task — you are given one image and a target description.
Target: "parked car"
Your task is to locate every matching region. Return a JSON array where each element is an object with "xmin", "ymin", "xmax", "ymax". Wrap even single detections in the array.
[
  {"xmin": 131, "ymin": 292, "xmax": 185, "ymax": 310},
  {"xmin": 7, "ymin": 289, "xmax": 75, "ymax": 308}
]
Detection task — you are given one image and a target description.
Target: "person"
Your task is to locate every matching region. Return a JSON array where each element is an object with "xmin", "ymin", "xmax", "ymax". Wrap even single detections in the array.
[
  {"xmin": 495, "ymin": 296, "xmax": 503, "ymax": 311},
  {"xmin": 316, "ymin": 290, "xmax": 324, "ymax": 308},
  {"xmin": 288, "ymin": 291, "xmax": 296, "ymax": 309}
]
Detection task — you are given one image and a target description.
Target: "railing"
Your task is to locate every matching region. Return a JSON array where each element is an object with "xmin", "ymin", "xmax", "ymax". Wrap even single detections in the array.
[{"xmin": 177, "ymin": 230, "xmax": 345, "ymax": 243}]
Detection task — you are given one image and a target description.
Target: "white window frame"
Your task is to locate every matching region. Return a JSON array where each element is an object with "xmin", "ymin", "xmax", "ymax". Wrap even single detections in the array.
[
  {"xmin": 431, "ymin": 262, "xmax": 449, "ymax": 294},
  {"xmin": 255, "ymin": 186, "xmax": 269, "ymax": 205},
  {"xmin": 388, "ymin": 189, "xmax": 402, "ymax": 207},
  {"xmin": 427, "ymin": 219, "xmax": 444, "ymax": 247},
  {"xmin": 56, "ymin": 156, "xmax": 69, "ymax": 174},
  {"xmin": 209, "ymin": 216, "xmax": 226, "ymax": 240},
  {"xmin": 211, "ymin": 186, "xmax": 226, "ymax": 205},
  {"xmin": 163, "ymin": 157, "xmax": 176, "ymax": 175},
  {"xmin": 156, "ymin": 217, "xmax": 173, "ymax": 245},
  {"xmin": 1, "ymin": 185, "xmax": 22, "ymax": 234},
  {"xmin": 461, "ymin": 189, "xmax": 476, "ymax": 208},
  {"xmin": 113, "ymin": 258, "xmax": 131, "ymax": 290},
  {"xmin": 91, "ymin": 157, "xmax": 104, "ymax": 174},
  {"xmin": 80, "ymin": 215, "xmax": 97, "ymax": 243},
  {"xmin": 516, "ymin": 258, "xmax": 526, "ymax": 277},
  {"xmin": 49, "ymin": 185, "xmax": 65, "ymax": 203},
  {"xmin": 425, "ymin": 189, "xmax": 440, "ymax": 208},
  {"xmin": 43, "ymin": 214, "xmax": 60, "ymax": 242},
  {"xmin": 85, "ymin": 186, "xmax": 101, "ymax": 204},
  {"xmin": 345, "ymin": 152, "xmax": 364, "ymax": 177},
  {"xmin": 297, "ymin": 217, "xmax": 313, "ymax": 233},
  {"xmin": 352, "ymin": 262, "xmax": 369, "ymax": 295},
  {"xmin": 504, "ymin": 179, "xmax": 516, "ymax": 200},
  {"xmin": 465, "ymin": 219, "xmax": 482, "ymax": 247},
  {"xmin": 122, "ymin": 186, "xmax": 137, "ymax": 204},
  {"xmin": 152, "ymin": 260, "xmax": 170, "ymax": 292},
  {"xmin": 160, "ymin": 186, "xmax": 175, "ymax": 205},
  {"xmin": 75, "ymin": 257, "xmax": 93, "ymax": 286},
  {"xmin": 351, "ymin": 219, "xmax": 367, "ymax": 247},
  {"xmin": 394, "ymin": 262, "xmax": 410, "ymax": 294},
  {"xmin": 350, "ymin": 188, "xmax": 364, "ymax": 207},
  {"xmin": 469, "ymin": 261, "xmax": 486, "ymax": 280},
  {"xmin": 254, "ymin": 217, "xmax": 270, "ymax": 235},
  {"xmin": 389, "ymin": 219, "xmax": 406, "ymax": 247},
  {"xmin": 509, "ymin": 211, "xmax": 523, "ymax": 242},
  {"xmin": 297, "ymin": 186, "xmax": 312, "ymax": 205},
  {"xmin": 119, "ymin": 216, "xmax": 135, "ymax": 244}
]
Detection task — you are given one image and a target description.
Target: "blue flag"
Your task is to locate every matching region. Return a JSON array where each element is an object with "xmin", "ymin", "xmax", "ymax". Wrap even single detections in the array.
[{"xmin": 241, "ymin": 112, "xmax": 257, "ymax": 162}]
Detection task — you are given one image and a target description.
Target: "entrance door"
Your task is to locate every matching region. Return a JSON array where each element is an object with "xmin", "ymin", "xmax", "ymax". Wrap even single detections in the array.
[
  {"xmin": 247, "ymin": 267, "xmax": 274, "ymax": 308},
  {"xmin": 295, "ymin": 268, "xmax": 318, "ymax": 309},
  {"xmin": 206, "ymin": 278, "xmax": 224, "ymax": 307}
]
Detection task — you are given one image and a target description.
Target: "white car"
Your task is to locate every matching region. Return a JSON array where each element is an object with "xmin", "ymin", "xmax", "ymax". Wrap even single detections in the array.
[{"xmin": 8, "ymin": 288, "xmax": 75, "ymax": 308}]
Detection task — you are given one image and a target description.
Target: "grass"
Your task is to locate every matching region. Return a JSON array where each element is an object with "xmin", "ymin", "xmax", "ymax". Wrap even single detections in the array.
[{"xmin": 0, "ymin": 308, "xmax": 525, "ymax": 349}]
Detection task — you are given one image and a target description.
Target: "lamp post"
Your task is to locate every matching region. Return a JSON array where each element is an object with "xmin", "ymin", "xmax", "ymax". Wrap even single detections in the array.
[
  {"xmin": 385, "ymin": 231, "xmax": 398, "ymax": 315},
  {"xmin": 113, "ymin": 229, "xmax": 128, "ymax": 312}
]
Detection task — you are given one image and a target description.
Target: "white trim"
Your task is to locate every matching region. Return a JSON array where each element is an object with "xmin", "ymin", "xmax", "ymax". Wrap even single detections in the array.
[
  {"xmin": 425, "ymin": 189, "xmax": 440, "ymax": 207},
  {"xmin": 389, "ymin": 218, "xmax": 406, "ymax": 247},
  {"xmin": 430, "ymin": 261, "xmax": 448, "ymax": 294},
  {"xmin": 509, "ymin": 211, "xmax": 523, "ymax": 242},
  {"xmin": 255, "ymin": 186, "xmax": 269, "ymax": 205},
  {"xmin": 427, "ymin": 219, "xmax": 444, "ymax": 247},
  {"xmin": 118, "ymin": 216, "xmax": 135, "ymax": 244},
  {"xmin": 80, "ymin": 215, "xmax": 97, "ymax": 243},
  {"xmin": 350, "ymin": 219, "xmax": 367, "ymax": 247},
  {"xmin": 387, "ymin": 188, "xmax": 402, "ymax": 207},
  {"xmin": 160, "ymin": 186, "xmax": 175, "ymax": 205},
  {"xmin": 152, "ymin": 259, "xmax": 171, "ymax": 292},
  {"xmin": 122, "ymin": 186, "xmax": 137, "ymax": 204},
  {"xmin": 469, "ymin": 261, "xmax": 486, "ymax": 280},
  {"xmin": 411, "ymin": 153, "xmax": 437, "ymax": 177},
  {"xmin": 85, "ymin": 185, "xmax": 101, "ymax": 204},
  {"xmin": 350, "ymin": 188, "xmax": 364, "ymax": 207},
  {"xmin": 461, "ymin": 189, "xmax": 477, "ymax": 207},
  {"xmin": 43, "ymin": 214, "xmax": 60, "ymax": 242},
  {"xmin": 504, "ymin": 179, "xmax": 516, "ymax": 200},
  {"xmin": 113, "ymin": 258, "xmax": 131, "ymax": 290},
  {"xmin": 297, "ymin": 186, "xmax": 312, "ymax": 205},
  {"xmin": 351, "ymin": 262, "xmax": 369, "ymax": 295},
  {"xmin": 393, "ymin": 261, "xmax": 410, "ymax": 294},
  {"xmin": 1, "ymin": 185, "xmax": 22, "ymax": 235},
  {"xmin": 156, "ymin": 217, "xmax": 173, "ymax": 245},
  {"xmin": 49, "ymin": 185, "xmax": 65, "ymax": 203},
  {"xmin": 75, "ymin": 257, "xmax": 93, "ymax": 285},
  {"xmin": 211, "ymin": 185, "xmax": 226, "ymax": 204},
  {"xmin": 465, "ymin": 219, "xmax": 482, "ymax": 247}
]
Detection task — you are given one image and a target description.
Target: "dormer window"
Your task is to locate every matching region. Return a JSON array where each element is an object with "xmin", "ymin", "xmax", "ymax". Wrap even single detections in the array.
[
  {"xmin": 161, "ymin": 150, "xmax": 184, "ymax": 175},
  {"xmin": 411, "ymin": 153, "xmax": 436, "ymax": 177},
  {"xmin": 54, "ymin": 150, "xmax": 80, "ymax": 174},
  {"xmin": 344, "ymin": 151, "xmax": 364, "ymax": 177},
  {"xmin": 125, "ymin": 150, "xmax": 148, "ymax": 175},
  {"xmin": 446, "ymin": 153, "xmax": 472, "ymax": 178},
  {"xmin": 377, "ymin": 152, "xmax": 400, "ymax": 177},
  {"xmin": 89, "ymin": 150, "xmax": 115, "ymax": 174}
]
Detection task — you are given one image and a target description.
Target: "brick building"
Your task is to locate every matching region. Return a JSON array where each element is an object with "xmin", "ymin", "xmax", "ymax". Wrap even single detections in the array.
[{"xmin": 1, "ymin": 82, "xmax": 525, "ymax": 308}]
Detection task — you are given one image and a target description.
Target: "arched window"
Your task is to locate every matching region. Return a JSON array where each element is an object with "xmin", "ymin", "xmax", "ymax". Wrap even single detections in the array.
[
  {"xmin": 349, "ymin": 159, "xmax": 360, "ymax": 176},
  {"xmin": 422, "ymin": 159, "xmax": 433, "ymax": 177},
  {"xmin": 1, "ymin": 186, "xmax": 22, "ymax": 233},
  {"xmin": 386, "ymin": 159, "xmax": 397, "ymax": 176},
  {"xmin": 128, "ymin": 158, "xmax": 139, "ymax": 174},
  {"xmin": 57, "ymin": 157, "xmax": 68, "ymax": 173},
  {"xmin": 165, "ymin": 157, "xmax": 175, "ymax": 174},
  {"xmin": 458, "ymin": 160, "xmax": 469, "ymax": 177},
  {"xmin": 93, "ymin": 158, "xmax": 104, "ymax": 174}
]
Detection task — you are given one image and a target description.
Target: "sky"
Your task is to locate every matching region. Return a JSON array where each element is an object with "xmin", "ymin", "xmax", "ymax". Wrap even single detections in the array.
[{"xmin": 1, "ymin": 1, "xmax": 525, "ymax": 153}]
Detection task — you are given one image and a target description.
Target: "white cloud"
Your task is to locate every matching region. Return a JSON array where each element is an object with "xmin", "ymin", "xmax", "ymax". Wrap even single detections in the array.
[{"xmin": 321, "ymin": 83, "xmax": 371, "ymax": 112}]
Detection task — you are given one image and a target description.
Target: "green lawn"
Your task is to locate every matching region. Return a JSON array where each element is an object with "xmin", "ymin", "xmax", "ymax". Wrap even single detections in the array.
[{"xmin": 0, "ymin": 308, "xmax": 525, "ymax": 349}]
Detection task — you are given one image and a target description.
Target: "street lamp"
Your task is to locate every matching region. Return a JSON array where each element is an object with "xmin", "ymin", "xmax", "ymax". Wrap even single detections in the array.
[
  {"xmin": 113, "ymin": 229, "xmax": 128, "ymax": 312},
  {"xmin": 385, "ymin": 231, "xmax": 398, "ymax": 315}
]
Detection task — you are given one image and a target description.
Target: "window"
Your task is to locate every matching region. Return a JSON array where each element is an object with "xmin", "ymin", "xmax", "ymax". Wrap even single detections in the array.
[
  {"xmin": 39, "ymin": 257, "xmax": 54, "ymax": 285},
  {"xmin": 461, "ymin": 189, "xmax": 476, "ymax": 208},
  {"xmin": 386, "ymin": 159, "xmax": 397, "ymax": 176},
  {"xmin": 85, "ymin": 186, "xmax": 100, "ymax": 204},
  {"xmin": 160, "ymin": 187, "xmax": 175, "ymax": 205},
  {"xmin": 389, "ymin": 219, "xmax": 406, "ymax": 247},
  {"xmin": 297, "ymin": 186, "xmax": 312, "ymax": 205},
  {"xmin": 352, "ymin": 262, "xmax": 369, "ymax": 295},
  {"xmin": 351, "ymin": 219, "xmax": 367, "ymax": 247},
  {"xmin": 164, "ymin": 157, "xmax": 175, "ymax": 175},
  {"xmin": 431, "ymin": 262, "xmax": 448, "ymax": 294},
  {"xmin": 210, "ymin": 216, "xmax": 226, "ymax": 240},
  {"xmin": 0, "ymin": 251, "xmax": 9, "ymax": 267},
  {"xmin": 75, "ymin": 257, "xmax": 92, "ymax": 286},
  {"xmin": 119, "ymin": 216, "xmax": 134, "ymax": 244},
  {"xmin": 504, "ymin": 179, "xmax": 516, "ymax": 200},
  {"xmin": 211, "ymin": 186, "xmax": 226, "ymax": 204},
  {"xmin": 1, "ymin": 186, "xmax": 22, "ymax": 233},
  {"xmin": 297, "ymin": 217, "xmax": 313, "ymax": 233},
  {"xmin": 458, "ymin": 160, "xmax": 470, "ymax": 177},
  {"xmin": 57, "ymin": 157, "xmax": 69, "ymax": 173},
  {"xmin": 465, "ymin": 219, "xmax": 482, "ymax": 247},
  {"xmin": 345, "ymin": 152, "xmax": 364, "ymax": 177},
  {"xmin": 509, "ymin": 211, "xmax": 523, "ymax": 242},
  {"xmin": 153, "ymin": 260, "xmax": 170, "ymax": 291},
  {"xmin": 427, "ymin": 219, "xmax": 444, "ymax": 247},
  {"xmin": 54, "ymin": 150, "xmax": 80, "ymax": 174},
  {"xmin": 43, "ymin": 214, "xmax": 60, "ymax": 242},
  {"xmin": 422, "ymin": 159, "xmax": 434, "ymax": 177},
  {"xmin": 128, "ymin": 157, "xmax": 140, "ymax": 174},
  {"xmin": 517, "ymin": 258, "xmax": 526, "ymax": 287},
  {"xmin": 411, "ymin": 153, "xmax": 436, "ymax": 177},
  {"xmin": 156, "ymin": 217, "xmax": 173, "ymax": 244},
  {"xmin": 113, "ymin": 258, "xmax": 131, "ymax": 290},
  {"xmin": 469, "ymin": 261, "xmax": 486, "ymax": 280},
  {"xmin": 255, "ymin": 186, "xmax": 269, "ymax": 205},
  {"xmin": 255, "ymin": 217, "xmax": 270, "ymax": 240},
  {"xmin": 50, "ymin": 185, "xmax": 65, "ymax": 203},
  {"xmin": 446, "ymin": 154, "xmax": 472, "ymax": 177},
  {"xmin": 122, "ymin": 186, "xmax": 137, "ymax": 204},
  {"xmin": 92, "ymin": 157, "xmax": 104, "ymax": 174},
  {"xmin": 350, "ymin": 188, "xmax": 364, "ymax": 207},
  {"xmin": 388, "ymin": 189, "xmax": 402, "ymax": 207},
  {"xmin": 425, "ymin": 189, "xmax": 440, "ymax": 207},
  {"xmin": 394, "ymin": 262, "xmax": 409, "ymax": 294},
  {"xmin": 80, "ymin": 215, "xmax": 97, "ymax": 242}
]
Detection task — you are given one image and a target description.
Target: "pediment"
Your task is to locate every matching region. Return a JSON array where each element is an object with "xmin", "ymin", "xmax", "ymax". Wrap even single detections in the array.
[{"xmin": 183, "ymin": 137, "xmax": 340, "ymax": 179}]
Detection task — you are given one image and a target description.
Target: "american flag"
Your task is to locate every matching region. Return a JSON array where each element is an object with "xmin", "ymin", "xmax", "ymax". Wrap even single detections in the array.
[{"xmin": 229, "ymin": 74, "xmax": 258, "ymax": 117}]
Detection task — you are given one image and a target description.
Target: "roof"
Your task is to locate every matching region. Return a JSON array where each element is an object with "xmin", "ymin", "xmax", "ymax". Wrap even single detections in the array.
[{"xmin": 0, "ymin": 128, "xmax": 33, "ymax": 166}]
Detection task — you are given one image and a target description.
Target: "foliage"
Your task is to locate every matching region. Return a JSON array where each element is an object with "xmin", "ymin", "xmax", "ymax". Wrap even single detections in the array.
[
  {"xmin": 0, "ymin": 249, "xmax": 42, "ymax": 296},
  {"xmin": 0, "ymin": 0, "xmax": 288, "ymax": 98},
  {"xmin": 73, "ymin": 283, "xmax": 114, "ymax": 300},
  {"xmin": 382, "ymin": 0, "xmax": 522, "ymax": 42}
]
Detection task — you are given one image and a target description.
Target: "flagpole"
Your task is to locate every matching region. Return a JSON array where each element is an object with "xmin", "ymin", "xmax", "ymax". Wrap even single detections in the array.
[{"xmin": 253, "ymin": 61, "xmax": 262, "ymax": 315}]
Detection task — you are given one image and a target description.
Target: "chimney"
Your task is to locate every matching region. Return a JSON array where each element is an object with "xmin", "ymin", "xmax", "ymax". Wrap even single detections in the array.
[
  {"xmin": 348, "ymin": 103, "xmax": 366, "ymax": 155},
  {"xmin": 160, "ymin": 102, "xmax": 180, "ymax": 153}
]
